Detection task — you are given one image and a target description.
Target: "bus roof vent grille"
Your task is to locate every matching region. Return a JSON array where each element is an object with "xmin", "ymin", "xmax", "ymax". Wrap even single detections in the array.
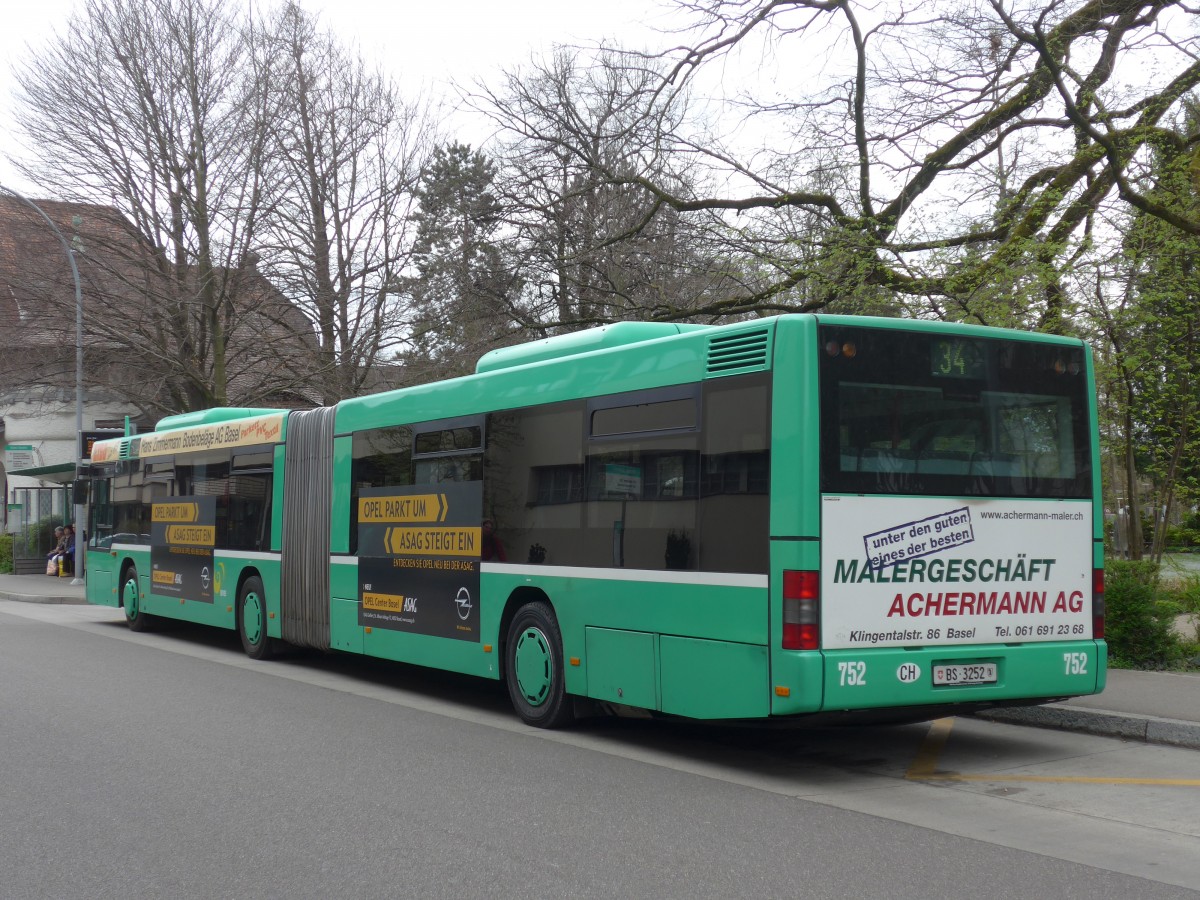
[
  {"xmin": 707, "ymin": 327, "xmax": 770, "ymax": 374},
  {"xmin": 118, "ymin": 439, "xmax": 132, "ymax": 460}
]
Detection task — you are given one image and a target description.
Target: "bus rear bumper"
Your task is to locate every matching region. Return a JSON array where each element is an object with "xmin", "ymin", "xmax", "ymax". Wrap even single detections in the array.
[{"xmin": 770, "ymin": 640, "xmax": 1106, "ymax": 717}]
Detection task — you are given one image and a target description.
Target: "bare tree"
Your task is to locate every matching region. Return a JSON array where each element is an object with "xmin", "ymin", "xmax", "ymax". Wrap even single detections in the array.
[
  {"xmin": 251, "ymin": 3, "xmax": 437, "ymax": 402},
  {"xmin": 475, "ymin": 48, "xmax": 746, "ymax": 329},
  {"xmin": 8, "ymin": 0, "xmax": 307, "ymax": 415},
  {"xmin": 533, "ymin": 0, "xmax": 1200, "ymax": 325}
]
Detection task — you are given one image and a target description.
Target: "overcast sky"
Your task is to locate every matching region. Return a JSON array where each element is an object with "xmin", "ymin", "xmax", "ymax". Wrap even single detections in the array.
[{"xmin": 0, "ymin": 0, "xmax": 669, "ymax": 196}]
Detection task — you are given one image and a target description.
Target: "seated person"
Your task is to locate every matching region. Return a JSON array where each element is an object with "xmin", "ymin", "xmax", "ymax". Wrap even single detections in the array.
[
  {"xmin": 46, "ymin": 526, "xmax": 66, "ymax": 575},
  {"xmin": 46, "ymin": 526, "xmax": 65, "ymax": 556},
  {"xmin": 61, "ymin": 525, "xmax": 76, "ymax": 575}
]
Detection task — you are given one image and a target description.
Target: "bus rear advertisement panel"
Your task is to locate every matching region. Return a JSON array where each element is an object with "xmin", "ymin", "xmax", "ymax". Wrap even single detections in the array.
[{"xmin": 821, "ymin": 495, "xmax": 1092, "ymax": 649}]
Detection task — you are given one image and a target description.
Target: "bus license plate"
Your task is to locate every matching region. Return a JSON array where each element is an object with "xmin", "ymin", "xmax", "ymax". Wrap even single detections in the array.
[{"xmin": 933, "ymin": 663, "xmax": 997, "ymax": 686}]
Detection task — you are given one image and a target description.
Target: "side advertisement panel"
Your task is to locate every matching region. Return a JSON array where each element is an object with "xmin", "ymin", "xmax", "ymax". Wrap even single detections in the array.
[
  {"xmin": 150, "ymin": 496, "xmax": 216, "ymax": 602},
  {"xmin": 821, "ymin": 496, "xmax": 1092, "ymax": 649},
  {"xmin": 356, "ymin": 482, "xmax": 482, "ymax": 642}
]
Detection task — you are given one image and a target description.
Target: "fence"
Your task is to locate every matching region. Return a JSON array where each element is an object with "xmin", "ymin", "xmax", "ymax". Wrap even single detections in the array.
[{"xmin": 7, "ymin": 485, "xmax": 71, "ymax": 574}]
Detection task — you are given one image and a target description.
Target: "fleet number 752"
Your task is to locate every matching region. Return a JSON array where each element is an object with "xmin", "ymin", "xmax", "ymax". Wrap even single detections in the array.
[
  {"xmin": 838, "ymin": 661, "xmax": 867, "ymax": 686},
  {"xmin": 1063, "ymin": 652, "xmax": 1088, "ymax": 675}
]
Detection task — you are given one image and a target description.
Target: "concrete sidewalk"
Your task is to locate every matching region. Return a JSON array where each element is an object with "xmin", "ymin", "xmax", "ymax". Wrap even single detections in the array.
[
  {"xmin": 1, "ymin": 571, "xmax": 1197, "ymax": 748},
  {"xmin": 976, "ymin": 669, "xmax": 1200, "ymax": 750},
  {"xmin": 0, "ymin": 571, "xmax": 87, "ymax": 604}
]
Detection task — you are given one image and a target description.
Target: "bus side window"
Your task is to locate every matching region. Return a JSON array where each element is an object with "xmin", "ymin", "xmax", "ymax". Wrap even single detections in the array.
[
  {"xmin": 224, "ymin": 472, "xmax": 272, "ymax": 551},
  {"xmin": 349, "ymin": 425, "xmax": 414, "ymax": 555},
  {"xmin": 485, "ymin": 402, "xmax": 585, "ymax": 569},
  {"xmin": 699, "ymin": 375, "xmax": 770, "ymax": 574},
  {"xmin": 90, "ymin": 477, "xmax": 113, "ymax": 548},
  {"xmin": 413, "ymin": 418, "xmax": 484, "ymax": 485}
]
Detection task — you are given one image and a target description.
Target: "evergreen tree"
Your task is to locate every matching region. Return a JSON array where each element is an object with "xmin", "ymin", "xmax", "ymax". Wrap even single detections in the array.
[{"xmin": 402, "ymin": 144, "xmax": 521, "ymax": 376}]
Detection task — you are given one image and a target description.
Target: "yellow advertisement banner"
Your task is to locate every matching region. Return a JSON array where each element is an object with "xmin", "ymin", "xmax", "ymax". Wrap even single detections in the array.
[
  {"xmin": 153, "ymin": 502, "xmax": 199, "ymax": 523},
  {"xmin": 91, "ymin": 441, "xmax": 120, "ymax": 463},
  {"xmin": 152, "ymin": 570, "xmax": 177, "ymax": 585},
  {"xmin": 359, "ymin": 493, "xmax": 448, "ymax": 523},
  {"xmin": 384, "ymin": 526, "xmax": 480, "ymax": 557},
  {"xmin": 165, "ymin": 525, "xmax": 216, "ymax": 547},
  {"xmin": 362, "ymin": 592, "xmax": 410, "ymax": 612},
  {"xmin": 136, "ymin": 413, "xmax": 285, "ymax": 460},
  {"xmin": 92, "ymin": 413, "xmax": 284, "ymax": 464}
]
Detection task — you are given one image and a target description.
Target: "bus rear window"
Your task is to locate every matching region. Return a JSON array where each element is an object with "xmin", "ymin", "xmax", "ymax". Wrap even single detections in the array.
[{"xmin": 819, "ymin": 325, "xmax": 1091, "ymax": 498}]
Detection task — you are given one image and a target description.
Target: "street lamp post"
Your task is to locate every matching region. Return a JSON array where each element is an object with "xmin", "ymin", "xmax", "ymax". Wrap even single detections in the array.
[{"xmin": 0, "ymin": 184, "xmax": 86, "ymax": 585}]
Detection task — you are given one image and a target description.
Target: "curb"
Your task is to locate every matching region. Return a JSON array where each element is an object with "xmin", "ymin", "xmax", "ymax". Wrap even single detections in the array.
[
  {"xmin": 976, "ymin": 705, "xmax": 1200, "ymax": 751},
  {"xmin": 0, "ymin": 592, "xmax": 89, "ymax": 606}
]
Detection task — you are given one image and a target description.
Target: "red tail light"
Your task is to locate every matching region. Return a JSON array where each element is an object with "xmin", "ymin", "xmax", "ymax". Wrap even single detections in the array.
[
  {"xmin": 783, "ymin": 570, "xmax": 820, "ymax": 650},
  {"xmin": 1093, "ymin": 567, "xmax": 1105, "ymax": 639}
]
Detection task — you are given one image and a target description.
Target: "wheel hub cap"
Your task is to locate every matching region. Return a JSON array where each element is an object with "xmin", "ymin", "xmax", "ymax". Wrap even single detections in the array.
[
  {"xmin": 242, "ymin": 592, "xmax": 263, "ymax": 644},
  {"xmin": 514, "ymin": 627, "xmax": 552, "ymax": 706}
]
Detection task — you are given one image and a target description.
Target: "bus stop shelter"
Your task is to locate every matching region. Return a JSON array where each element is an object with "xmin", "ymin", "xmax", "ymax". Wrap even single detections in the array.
[{"xmin": 5, "ymin": 462, "xmax": 75, "ymax": 575}]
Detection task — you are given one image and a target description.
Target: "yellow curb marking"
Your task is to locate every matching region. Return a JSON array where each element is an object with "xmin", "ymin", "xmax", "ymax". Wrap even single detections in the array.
[
  {"xmin": 906, "ymin": 717, "xmax": 1200, "ymax": 787},
  {"xmin": 906, "ymin": 717, "xmax": 955, "ymax": 779}
]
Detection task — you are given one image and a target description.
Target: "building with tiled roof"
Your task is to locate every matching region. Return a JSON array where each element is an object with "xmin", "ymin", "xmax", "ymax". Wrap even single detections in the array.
[{"xmin": 1, "ymin": 194, "xmax": 319, "ymax": 542}]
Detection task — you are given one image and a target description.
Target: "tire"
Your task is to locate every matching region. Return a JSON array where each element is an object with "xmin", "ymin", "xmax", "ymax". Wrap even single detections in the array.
[
  {"xmin": 505, "ymin": 601, "xmax": 574, "ymax": 728},
  {"xmin": 121, "ymin": 565, "xmax": 152, "ymax": 632},
  {"xmin": 237, "ymin": 576, "xmax": 276, "ymax": 660}
]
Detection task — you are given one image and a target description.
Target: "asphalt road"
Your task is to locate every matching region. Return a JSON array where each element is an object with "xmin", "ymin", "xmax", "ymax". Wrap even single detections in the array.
[{"xmin": 2, "ymin": 602, "xmax": 1198, "ymax": 899}]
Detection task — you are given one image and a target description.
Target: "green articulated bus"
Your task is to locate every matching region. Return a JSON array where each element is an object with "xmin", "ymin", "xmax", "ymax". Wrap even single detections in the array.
[{"xmin": 84, "ymin": 314, "xmax": 1106, "ymax": 727}]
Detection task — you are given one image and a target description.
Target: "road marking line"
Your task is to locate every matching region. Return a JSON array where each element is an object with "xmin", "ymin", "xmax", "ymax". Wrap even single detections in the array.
[
  {"xmin": 915, "ymin": 773, "xmax": 1200, "ymax": 786},
  {"xmin": 906, "ymin": 716, "xmax": 954, "ymax": 779}
]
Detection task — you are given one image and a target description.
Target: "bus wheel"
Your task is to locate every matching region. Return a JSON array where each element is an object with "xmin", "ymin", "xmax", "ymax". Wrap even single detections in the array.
[
  {"xmin": 238, "ymin": 576, "xmax": 274, "ymax": 660},
  {"xmin": 121, "ymin": 565, "xmax": 152, "ymax": 632},
  {"xmin": 505, "ymin": 601, "xmax": 573, "ymax": 729}
]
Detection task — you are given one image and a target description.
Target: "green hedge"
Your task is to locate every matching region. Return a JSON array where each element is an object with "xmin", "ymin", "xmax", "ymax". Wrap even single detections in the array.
[
  {"xmin": 1163, "ymin": 526, "xmax": 1200, "ymax": 550},
  {"xmin": 1104, "ymin": 559, "xmax": 1191, "ymax": 668},
  {"xmin": 0, "ymin": 534, "xmax": 11, "ymax": 574}
]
